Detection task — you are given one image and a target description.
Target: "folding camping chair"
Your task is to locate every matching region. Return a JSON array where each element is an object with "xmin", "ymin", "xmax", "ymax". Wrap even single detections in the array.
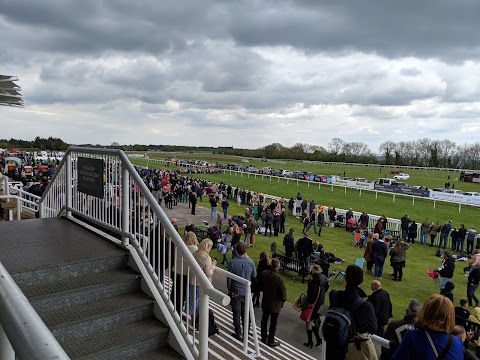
[
  {"xmin": 352, "ymin": 231, "xmax": 363, "ymax": 248},
  {"xmin": 334, "ymin": 258, "xmax": 365, "ymax": 282}
]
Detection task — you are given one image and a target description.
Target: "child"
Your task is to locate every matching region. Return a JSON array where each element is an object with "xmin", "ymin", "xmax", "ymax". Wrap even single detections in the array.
[{"xmin": 440, "ymin": 281, "xmax": 455, "ymax": 303}]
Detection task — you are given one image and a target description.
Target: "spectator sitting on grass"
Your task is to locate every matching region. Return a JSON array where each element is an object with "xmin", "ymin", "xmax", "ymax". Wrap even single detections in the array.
[{"xmin": 316, "ymin": 244, "xmax": 345, "ymax": 264}]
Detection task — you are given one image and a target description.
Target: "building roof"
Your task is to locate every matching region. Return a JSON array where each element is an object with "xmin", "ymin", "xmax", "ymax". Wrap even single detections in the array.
[{"xmin": 0, "ymin": 75, "xmax": 24, "ymax": 107}]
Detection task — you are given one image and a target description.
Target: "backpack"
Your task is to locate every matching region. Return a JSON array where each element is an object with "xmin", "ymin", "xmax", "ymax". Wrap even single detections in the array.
[{"xmin": 321, "ymin": 290, "xmax": 365, "ymax": 350}]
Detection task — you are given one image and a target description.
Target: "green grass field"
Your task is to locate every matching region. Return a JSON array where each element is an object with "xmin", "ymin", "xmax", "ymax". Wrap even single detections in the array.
[{"xmin": 129, "ymin": 153, "xmax": 480, "ymax": 320}]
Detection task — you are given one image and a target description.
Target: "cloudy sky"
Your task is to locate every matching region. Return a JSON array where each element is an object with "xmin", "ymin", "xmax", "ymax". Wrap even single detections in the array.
[{"xmin": 2, "ymin": 0, "xmax": 480, "ymax": 151}]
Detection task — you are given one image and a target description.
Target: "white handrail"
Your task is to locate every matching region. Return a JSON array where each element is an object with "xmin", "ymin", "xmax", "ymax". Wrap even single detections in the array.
[
  {"xmin": 36, "ymin": 146, "xmax": 230, "ymax": 360},
  {"xmin": 215, "ymin": 267, "xmax": 260, "ymax": 356}
]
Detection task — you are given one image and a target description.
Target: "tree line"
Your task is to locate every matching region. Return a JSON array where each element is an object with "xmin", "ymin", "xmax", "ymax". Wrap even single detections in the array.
[{"xmin": 1, "ymin": 137, "xmax": 479, "ymax": 169}]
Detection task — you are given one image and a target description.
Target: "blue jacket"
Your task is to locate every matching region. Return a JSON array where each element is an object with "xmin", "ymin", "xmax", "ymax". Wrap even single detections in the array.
[{"xmin": 392, "ymin": 329, "xmax": 463, "ymax": 360}]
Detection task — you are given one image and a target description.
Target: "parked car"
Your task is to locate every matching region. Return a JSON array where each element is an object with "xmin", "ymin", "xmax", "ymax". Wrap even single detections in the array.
[
  {"xmin": 446, "ymin": 189, "xmax": 464, "ymax": 195},
  {"xmin": 464, "ymin": 191, "xmax": 480, "ymax": 196},
  {"xmin": 280, "ymin": 169, "xmax": 293, "ymax": 177},
  {"xmin": 394, "ymin": 173, "xmax": 410, "ymax": 180}
]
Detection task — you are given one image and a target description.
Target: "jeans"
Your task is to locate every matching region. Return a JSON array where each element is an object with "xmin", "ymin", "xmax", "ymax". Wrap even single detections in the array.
[
  {"xmin": 440, "ymin": 277, "xmax": 451, "ymax": 290},
  {"xmin": 188, "ymin": 284, "xmax": 200, "ymax": 316},
  {"xmin": 231, "ymin": 295, "xmax": 246, "ymax": 337},
  {"xmin": 438, "ymin": 233, "xmax": 448, "ymax": 248},
  {"xmin": 306, "ymin": 222, "xmax": 317, "ymax": 233},
  {"xmin": 468, "ymin": 284, "xmax": 480, "ymax": 306},
  {"xmin": 223, "ymin": 208, "xmax": 228, "ymax": 220},
  {"xmin": 374, "ymin": 256, "xmax": 386, "ymax": 277},
  {"xmin": 420, "ymin": 230, "xmax": 428, "ymax": 244},
  {"xmin": 317, "ymin": 222, "xmax": 323, "ymax": 236},
  {"xmin": 211, "ymin": 207, "xmax": 217, "ymax": 220},
  {"xmin": 302, "ymin": 255, "xmax": 311, "ymax": 268},
  {"xmin": 261, "ymin": 311, "xmax": 279, "ymax": 343},
  {"xmin": 457, "ymin": 239, "xmax": 464, "ymax": 253}
]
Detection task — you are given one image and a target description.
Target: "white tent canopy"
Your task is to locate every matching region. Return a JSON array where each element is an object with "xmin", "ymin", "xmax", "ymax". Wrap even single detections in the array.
[{"xmin": 0, "ymin": 75, "xmax": 24, "ymax": 107}]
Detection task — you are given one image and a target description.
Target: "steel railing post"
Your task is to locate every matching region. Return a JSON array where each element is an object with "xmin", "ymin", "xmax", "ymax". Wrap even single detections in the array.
[
  {"xmin": 16, "ymin": 197, "xmax": 21, "ymax": 220},
  {"xmin": 243, "ymin": 282, "xmax": 251, "ymax": 354},
  {"xmin": 65, "ymin": 153, "xmax": 72, "ymax": 217},
  {"xmin": 121, "ymin": 167, "xmax": 130, "ymax": 246},
  {"xmin": 198, "ymin": 289, "xmax": 209, "ymax": 360}
]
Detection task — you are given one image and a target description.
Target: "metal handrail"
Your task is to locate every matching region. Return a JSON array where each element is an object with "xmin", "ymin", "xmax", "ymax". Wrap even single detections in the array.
[
  {"xmin": 37, "ymin": 147, "xmax": 230, "ymax": 359},
  {"xmin": 0, "ymin": 261, "xmax": 70, "ymax": 360}
]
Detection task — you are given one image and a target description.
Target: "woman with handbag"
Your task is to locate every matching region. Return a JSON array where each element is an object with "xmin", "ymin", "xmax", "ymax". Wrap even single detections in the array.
[{"xmin": 302, "ymin": 264, "xmax": 328, "ymax": 348}]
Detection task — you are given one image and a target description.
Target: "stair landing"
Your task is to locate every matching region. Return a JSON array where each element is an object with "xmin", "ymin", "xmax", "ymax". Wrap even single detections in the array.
[{"xmin": 0, "ymin": 217, "xmax": 125, "ymax": 274}]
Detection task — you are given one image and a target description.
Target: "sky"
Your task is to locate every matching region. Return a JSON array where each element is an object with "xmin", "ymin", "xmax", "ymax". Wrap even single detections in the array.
[{"xmin": 1, "ymin": 0, "xmax": 480, "ymax": 151}]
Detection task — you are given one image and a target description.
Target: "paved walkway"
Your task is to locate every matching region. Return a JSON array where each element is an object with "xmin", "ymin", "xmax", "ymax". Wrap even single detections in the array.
[{"xmin": 162, "ymin": 199, "xmax": 320, "ymax": 358}]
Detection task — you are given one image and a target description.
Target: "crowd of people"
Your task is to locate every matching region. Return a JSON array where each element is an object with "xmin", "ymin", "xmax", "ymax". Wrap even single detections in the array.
[{"xmin": 5, "ymin": 153, "xmax": 480, "ymax": 359}]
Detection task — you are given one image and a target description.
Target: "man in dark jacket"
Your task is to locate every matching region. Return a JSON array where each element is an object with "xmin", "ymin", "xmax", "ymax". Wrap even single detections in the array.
[
  {"xmin": 367, "ymin": 280, "xmax": 393, "ymax": 337},
  {"xmin": 296, "ymin": 231, "xmax": 314, "ymax": 267},
  {"xmin": 258, "ymin": 258, "xmax": 287, "ymax": 347},
  {"xmin": 436, "ymin": 251, "xmax": 455, "ymax": 290},
  {"xmin": 439, "ymin": 220, "xmax": 452, "ymax": 249},
  {"xmin": 400, "ymin": 214, "xmax": 410, "ymax": 239},
  {"xmin": 279, "ymin": 208, "xmax": 286, "ymax": 234},
  {"xmin": 458, "ymin": 224, "xmax": 467, "ymax": 253},
  {"xmin": 381, "ymin": 298, "xmax": 421, "ymax": 360},
  {"xmin": 283, "ymin": 229, "xmax": 295, "ymax": 258},
  {"xmin": 326, "ymin": 265, "xmax": 377, "ymax": 359},
  {"xmin": 468, "ymin": 268, "xmax": 480, "ymax": 307}
]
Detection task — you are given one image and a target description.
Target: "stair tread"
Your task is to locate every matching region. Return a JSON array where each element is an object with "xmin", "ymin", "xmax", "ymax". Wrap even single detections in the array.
[
  {"xmin": 62, "ymin": 318, "xmax": 169, "ymax": 359},
  {"xmin": 129, "ymin": 347, "xmax": 184, "ymax": 360},
  {"xmin": 20, "ymin": 268, "xmax": 139, "ymax": 298},
  {"xmin": 39, "ymin": 292, "xmax": 154, "ymax": 328}
]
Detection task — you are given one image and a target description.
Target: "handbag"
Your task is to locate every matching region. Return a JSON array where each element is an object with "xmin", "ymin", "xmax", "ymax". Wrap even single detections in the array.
[
  {"xmin": 300, "ymin": 288, "xmax": 321, "ymax": 322},
  {"xmin": 346, "ymin": 333, "xmax": 377, "ymax": 360},
  {"xmin": 216, "ymin": 243, "xmax": 227, "ymax": 255},
  {"xmin": 292, "ymin": 293, "xmax": 309, "ymax": 312}
]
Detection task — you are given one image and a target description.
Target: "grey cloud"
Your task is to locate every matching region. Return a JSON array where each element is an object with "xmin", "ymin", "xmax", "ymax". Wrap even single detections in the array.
[{"xmin": 400, "ymin": 67, "xmax": 422, "ymax": 77}]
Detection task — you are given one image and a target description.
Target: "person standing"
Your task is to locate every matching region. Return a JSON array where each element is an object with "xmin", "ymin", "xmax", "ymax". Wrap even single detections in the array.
[
  {"xmin": 303, "ymin": 264, "xmax": 328, "ymax": 348},
  {"xmin": 264, "ymin": 209, "xmax": 273, "ymax": 236},
  {"xmin": 372, "ymin": 234, "xmax": 388, "ymax": 279},
  {"xmin": 389, "ymin": 238, "xmax": 408, "ymax": 281},
  {"xmin": 439, "ymin": 220, "xmax": 452, "ymax": 249},
  {"xmin": 258, "ymin": 258, "xmax": 287, "ymax": 347},
  {"xmin": 272, "ymin": 211, "xmax": 280, "ymax": 237},
  {"xmin": 279, "ymin": 208, "xmax": 286, "ymax": 234},
  {"xmin": 317, "ymin": 206, "xmax": 325, "ymax": 236},
  {"xmin": 297, "ymin": 231, "xmax": 314, "ymax": 268},
  {"xmin": 227, "ymin": 242, "xmax": 257, "ymax": 340},
  {"xmin": 429, "ymin": 221, "xmax": 441, "ymax": 247},
  {"xmin": 400, "ymin": 214, "xmax": 410, "ymax": 239},
  {"xmin": 467, "ymin": 267, "xmax": 480, "ymax": 307},
  {"xmin": 245, "ymin": 216, "xmax": 257, "ymax": 247},
  {"xmin": 283, "ymin": 228, "xmax": 295, "ymax": 258},
  {"xmin": 364, "ymin": 232, "xmax": 375, "ymax": 275},
  {"xmin": 324, "ymin": 265, "xmax": 377, "ymax": 359},
  {"xmin": 190, "ymin": 192, "xmax": 197, "ymax": 215},
  {"xmin": 436, "ymin": 251, "xmax": 455, "ymax": 290},
  {"xmin": 458, "ymin": 224, "xmax": 467, "ymax": 253},
  {"xmin": 407, "ymin": 221, "xmax": 417, "ymax": 246},
  {"xmin": 306, "ymin": 210, "xmax": 317, "ymax": 234},
  {"xmin": 420, "ymin": 217, "xmax": 431, "ymax": 245},
  {"xmin": 368, "ymin": 280, "xmax": 393, "ymax": 337},
  {"xmin": 221, "ymin": 197, "xmax": 229, "ymax": 220},
  {"xmin": 209, "ymin": 194, "xmax": 218, "ymax": 220}
]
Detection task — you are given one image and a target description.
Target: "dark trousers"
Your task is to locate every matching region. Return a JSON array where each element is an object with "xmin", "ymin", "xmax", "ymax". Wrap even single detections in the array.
[
  {"xmin": 280, "ymin": 222, "xmax": 285, "ymax": 233},
  {"xmin": 191, "ymin": 203, "xmax": 196, "ymax": 215},
  {"xmin": 170, "ymin": 273, "xmax": 187, "ymax": 314},
  {"xmin": 231, "ymin": 295, "xmax": 246, "ymax": 337},
  {"xmin": 376, "ymin": 324, "xmax": 385, "ymax": 337},
  {"xmin": 264, "ymin": 224, "xmax": 272, "ymax": 236},
  {"xmin": 366, "ymin": 260, "xmax": 374, "ymax": 272},
  {"xmin": 261, "ymin": 311, "xmax": 279, "ymax": 343},
  {"xmin": 468, "ymin": 284, "xmax": 479, "ymax": 306},
  {"xmin": 430, "ymin": 234, "xmax": 437, "ymax": 246},
  {"xmin": 468, "ymin": 241, "xmax": 474, "ymax": 255},
  {"xmin": 392, "ymin": 262, "xmax": 404, "ymax": 281}
]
